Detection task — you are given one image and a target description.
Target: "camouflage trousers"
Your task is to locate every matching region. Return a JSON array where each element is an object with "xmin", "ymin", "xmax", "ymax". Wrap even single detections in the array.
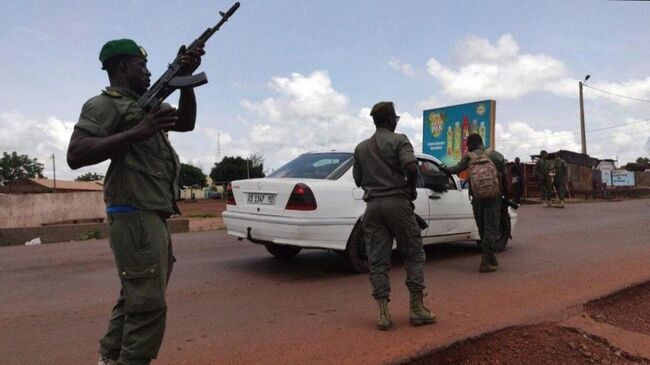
[
  {"xmin": 554, "ymin": 178, "xmax": 567, "ymax": 200},
  {"xmin": 539, "ymin": 178, "xmax": 552, "ymax": 201},
  {"xmin": 472, "ymin": 196, "xmax": 501, "ymax": 255},
  {"xmin": 100, "ymin": 211, "xmax": 175, "ymax": 365},
  {"xmin": 363, "ymin": 196, "xmax": 426, "ymax": 299}
]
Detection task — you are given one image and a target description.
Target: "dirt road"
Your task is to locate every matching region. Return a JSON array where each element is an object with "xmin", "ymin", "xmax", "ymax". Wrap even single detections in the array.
[{"xmin": 0, "ymin": 199, "xmax": 648, "ymax": 364}]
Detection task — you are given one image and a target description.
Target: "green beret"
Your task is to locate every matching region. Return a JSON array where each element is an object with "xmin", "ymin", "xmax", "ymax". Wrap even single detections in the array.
[
  {"xmin": 99, "ymin": 39, "xmax": 147, "ymax": 64},
  {"xmin": 370, "ymin": 101, "xmax": 397, "ymax": 118}
]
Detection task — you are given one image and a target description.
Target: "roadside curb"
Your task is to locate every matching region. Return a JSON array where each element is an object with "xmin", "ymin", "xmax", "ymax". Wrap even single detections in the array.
[
  {"xmin": 0, "ymin": 218, "xmax": 190, "ymax": 247},
  {"xmin": 397, "ymin": 280, "xmax": 650, "ymax": 364},
  {"xmin": 561, "ymin": 314, "xmax": 650, "ymax": 360}
]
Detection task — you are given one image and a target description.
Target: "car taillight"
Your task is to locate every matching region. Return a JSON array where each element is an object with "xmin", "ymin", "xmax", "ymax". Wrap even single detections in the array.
[
  {"xmin": 226, "ymin": 182, "xmax": 236, "ymax": 205},
  {"xmin": 285, "ymin": 183, "xmax": 317, "ymax": 211}
]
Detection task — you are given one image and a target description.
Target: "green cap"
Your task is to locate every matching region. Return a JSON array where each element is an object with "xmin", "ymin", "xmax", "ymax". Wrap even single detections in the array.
[
  {"xmin": 370, "ymin": 101, "xmax": 398, "ymax": 118},
  {"xmin": 99, "ymin": 39, "xmax": 147, "ymax": 64}
]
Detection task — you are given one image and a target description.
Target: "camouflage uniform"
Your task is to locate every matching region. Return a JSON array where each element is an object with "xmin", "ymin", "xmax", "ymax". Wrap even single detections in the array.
[
  {"xmin": 534, "ymin": 158, "xmax": 551, "ymax": 203},
  {"xmin": 447, "ymin": 147, "xmax": 506, "ymax": 263},
  {"xmin": 353, "ymin": 128, "xmax": 425, "ymax": 299},
  {"xmin": 553, "ymin": 157, "xmax": 568, "ymax": 202},
  {"xmin": 75, "ymin": 87, "xmax": 180, "ymax": 365}
]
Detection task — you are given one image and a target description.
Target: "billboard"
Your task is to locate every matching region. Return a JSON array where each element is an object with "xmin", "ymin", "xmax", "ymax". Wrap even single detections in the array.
[
  {"xmin": 609, "ymin": 170, "xmax": 635, "ymax": 187},
  {"xmin": 422, "ymin": 100, "xmax": 496, "ymax": 166}
]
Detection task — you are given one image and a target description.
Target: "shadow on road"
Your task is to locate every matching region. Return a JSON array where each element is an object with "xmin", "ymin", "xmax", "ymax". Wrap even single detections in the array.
[{"xmin": 225, "ymin": 241, "xmax": 483, "ymax": 280}]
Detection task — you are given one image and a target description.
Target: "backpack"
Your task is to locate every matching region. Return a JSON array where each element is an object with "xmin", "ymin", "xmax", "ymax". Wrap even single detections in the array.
[{"xmin": 468, "ymin": 149, "xmax": 500, "ymax": 199}]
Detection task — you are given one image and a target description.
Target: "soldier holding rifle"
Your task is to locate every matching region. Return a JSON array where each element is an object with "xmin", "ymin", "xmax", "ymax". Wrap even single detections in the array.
[{"xmin": 67, "ymin": 4, "xmax": 239, "ymax": 364}]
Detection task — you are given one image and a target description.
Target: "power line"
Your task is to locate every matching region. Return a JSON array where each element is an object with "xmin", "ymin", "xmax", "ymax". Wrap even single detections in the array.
[
  {"xmin": 586, "ymin": 119, "xmax": 649, "ymax": 133},
  {"xmin": 583, "ymin": 84, "xmax": 650, "ymax": 104},
  {"xmin": 496, "ymin": 119, "xmax": 649, "ymax": 143}
]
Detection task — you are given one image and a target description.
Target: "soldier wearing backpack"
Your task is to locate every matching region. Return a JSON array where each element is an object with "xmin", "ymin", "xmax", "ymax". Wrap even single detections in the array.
[{"xmin": 442, "ymin": 134, "xmax": 507, "ymax": 272}]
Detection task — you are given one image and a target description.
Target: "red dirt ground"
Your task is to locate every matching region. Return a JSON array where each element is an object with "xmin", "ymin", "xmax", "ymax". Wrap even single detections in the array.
[
  {"xmin": 407, "ymin": 282, "xmax": 650, "ymax": 365},
  {"xmin": 585, "ymin": 282, "xmax": 650, "ymax": 337}
]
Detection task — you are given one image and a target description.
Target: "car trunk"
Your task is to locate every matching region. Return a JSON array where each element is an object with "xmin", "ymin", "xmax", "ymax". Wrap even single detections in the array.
[{"xmin": 229, "ymin": 178, "xmax": 307, "ymax": 216}]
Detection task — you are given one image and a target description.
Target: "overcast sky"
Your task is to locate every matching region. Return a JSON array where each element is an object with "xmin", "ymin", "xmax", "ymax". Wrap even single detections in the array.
[{"xmin": 1, "ymin": 0, "xmax": 649, "ymax": 180}]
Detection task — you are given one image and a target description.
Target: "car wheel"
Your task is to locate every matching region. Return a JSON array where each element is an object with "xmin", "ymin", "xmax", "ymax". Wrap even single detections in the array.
[
  {"xmin": 341, "ymin": 223, "xmax": 369, "ymax": 274},
  {"xmin": 265, "ymin": 244, "xmax": 301, "ymax": 259}
]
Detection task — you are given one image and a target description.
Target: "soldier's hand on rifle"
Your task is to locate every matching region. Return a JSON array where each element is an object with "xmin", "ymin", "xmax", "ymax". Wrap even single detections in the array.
[
  {"xmin": 132, "ymin": 105, "xmax": 178, "ymax": 140},
  {"xmin": 177, "ymin": 42, "xmax": 206, "ymax": 76}
]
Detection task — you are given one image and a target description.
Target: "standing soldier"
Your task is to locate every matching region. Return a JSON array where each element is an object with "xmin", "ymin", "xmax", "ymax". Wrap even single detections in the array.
[
  {"xmin": 67, "ymin": 39, "xmax": 204, "ymax": 365},
  {"xmin": 511, "ymin": 157, "xmax": 524, "ymax": 204},
  {"xmin": 442, "ymin": 134, "xmax": 507, "ymax": 273},
  {"xmin": 534, "ymin": 150, "xmax": 551, "ymax": 207},
  {"xmin": 553, "ymin": 154, "xmax": 568, "ymax": 207},
  {"xmin": 353, "ymin": 101, "xmax": 436, "ymax": 331}
]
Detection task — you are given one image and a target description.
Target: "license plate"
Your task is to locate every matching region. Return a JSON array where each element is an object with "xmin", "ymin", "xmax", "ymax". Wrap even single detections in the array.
[{"xmin": 247, "ymin": 193, "xmax": 276, "ymax": 205}]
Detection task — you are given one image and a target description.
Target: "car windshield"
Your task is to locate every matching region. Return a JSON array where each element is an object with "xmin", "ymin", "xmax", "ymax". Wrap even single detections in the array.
[{"xmin": 268, "ymin": 152, "xmax": 353, "ymax": 179}]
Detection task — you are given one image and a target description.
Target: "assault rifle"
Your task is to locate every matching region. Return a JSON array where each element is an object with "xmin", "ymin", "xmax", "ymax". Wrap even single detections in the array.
[
  {"xmin": 137, "ymin": 2, "xmax": 240, "ymax": 111},
  {"xmin": 502, "ymin": 196, "xmax": 519, "ymax": 210}
]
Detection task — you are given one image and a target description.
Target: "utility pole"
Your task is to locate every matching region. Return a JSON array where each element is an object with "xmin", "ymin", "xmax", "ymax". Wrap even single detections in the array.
[
  {"xmin": 579, "ymin": 75, "xmax": 589, "ymax": 155},
  {"xmin": 246, "ymin": 159, "xmax": 250, "ymax": 179},
  {"xmin": 51, "ymin": 153, "xmax": 56, "ymax": 192}
]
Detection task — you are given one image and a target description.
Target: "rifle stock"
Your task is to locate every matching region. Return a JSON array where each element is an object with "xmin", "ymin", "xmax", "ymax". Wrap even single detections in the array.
[{"xmin": 502, "ymin": 196, "xmax": 520, "ymax": 210}]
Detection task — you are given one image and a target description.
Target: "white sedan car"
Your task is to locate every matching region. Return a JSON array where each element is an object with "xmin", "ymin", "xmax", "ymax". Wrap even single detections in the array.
[{"xmin": 222, "ymin": 151, "xmax": 517, "ymax": 273}]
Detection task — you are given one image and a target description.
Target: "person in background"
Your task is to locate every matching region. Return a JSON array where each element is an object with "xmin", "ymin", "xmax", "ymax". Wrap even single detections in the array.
[
  {"xmin": 534, "ymin": 150, "xmax": 551, "ymax": 207},
  {"xmin": 552, "ymin": 154, "xmax": 568, "ymax": 208},
  {"xmin": 442, "ymin": 134, "xmax": 507, "ymax": 273},
  {"xmin": 511, "ymin": 157, "xmax": 524, "ymax": 204}
]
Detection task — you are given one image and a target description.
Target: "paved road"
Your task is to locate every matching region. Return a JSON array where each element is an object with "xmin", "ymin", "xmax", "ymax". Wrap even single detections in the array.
[{"xmin": 1, "ymin": 200, "xmax": 649, "ymax": 365}]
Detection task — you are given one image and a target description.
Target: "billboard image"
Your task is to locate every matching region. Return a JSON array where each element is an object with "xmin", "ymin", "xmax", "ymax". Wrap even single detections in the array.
[{"xmin": 422, "ymin": 100, "xmax": 496, "ymax": 166}]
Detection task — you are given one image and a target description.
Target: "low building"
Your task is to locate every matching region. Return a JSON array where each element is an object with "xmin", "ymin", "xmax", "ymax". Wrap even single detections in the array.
[
  {"xmin": 515, "ymin": 150, "xmax": 599, "ymax": 200},
  {"xmin": 0, "ymin": 178, "xmax": 103, "ymax": 194}
]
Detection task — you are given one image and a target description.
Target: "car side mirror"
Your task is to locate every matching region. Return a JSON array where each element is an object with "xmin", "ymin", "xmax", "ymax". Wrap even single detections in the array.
[{"xmin": 423, "ymin": 173, "xmax": 448, "ymax": 193}]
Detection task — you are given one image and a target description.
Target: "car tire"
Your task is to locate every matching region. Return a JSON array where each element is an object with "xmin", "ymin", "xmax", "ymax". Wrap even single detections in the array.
[
  {"xmin": 341, "ymin": 223, "xmax": 369, "ymax": 274},
  {"xmin": 265, "ymin": 244, "xmax": 301, "ymax": 259}
]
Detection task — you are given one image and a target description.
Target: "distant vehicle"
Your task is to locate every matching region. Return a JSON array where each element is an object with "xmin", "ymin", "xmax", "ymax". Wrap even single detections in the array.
[{"xmin": 222, "ymin": 151, "xmax": 517, "ymax": 273}]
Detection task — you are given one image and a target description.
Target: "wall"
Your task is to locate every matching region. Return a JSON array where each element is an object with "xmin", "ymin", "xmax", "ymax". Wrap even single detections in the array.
[
  {"xmin": 635, "ymin": 172, "xmax": 650, "ymax": 187},
  {"xmin": 0, "ymin": 218, "xmax": 189, "ymax": 246},
  {"xmin": 0, "ymin": 191, "xmax": 105, "ymax": 228}
]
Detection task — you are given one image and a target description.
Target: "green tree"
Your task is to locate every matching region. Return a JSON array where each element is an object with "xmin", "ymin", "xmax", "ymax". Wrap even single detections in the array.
[
  {"xmin": 0, "ymin": 151, "xmax": 44, "ymax": 186},
  {"xmin": 636, "ymin": 157, "xmax": 649, "ymax": 164},
  {"xmin": 75, "ymin": 172, "xmax": 105, "ymax": 181},
  {"xmin": 210, "ymin": 154, "xmax": 265, "ymax": 184},
  {"xmin": 180, "ymin": 163, "xmax": 207, "ymax": 188}
]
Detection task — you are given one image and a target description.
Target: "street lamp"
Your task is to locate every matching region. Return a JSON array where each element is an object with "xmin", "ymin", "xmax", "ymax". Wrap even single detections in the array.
[{"xmin": 579, "ymin": 75, "xmax": 590, "ymax": 155}]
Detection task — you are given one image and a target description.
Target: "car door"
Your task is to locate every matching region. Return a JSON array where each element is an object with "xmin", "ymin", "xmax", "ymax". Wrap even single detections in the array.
[{"xmin": 417, "ymin": 158, "xmax": 475, "ymax": 242}]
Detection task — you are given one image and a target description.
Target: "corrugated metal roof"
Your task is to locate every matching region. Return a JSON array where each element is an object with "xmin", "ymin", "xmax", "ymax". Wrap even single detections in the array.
[{"xmin": 28, "ymin": 178, "xmax": 103, "ymax": 191}]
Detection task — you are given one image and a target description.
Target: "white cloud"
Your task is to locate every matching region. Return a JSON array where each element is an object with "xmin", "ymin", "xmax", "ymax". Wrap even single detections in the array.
[
  {"xmin": 426, "ymin": 34, "xmax": 569, "ymax": 100},
  {"xmin": 396, "ymin": 111, "xmax": 422, "ymax": 131},
  {"xmin": 581, "ymin": 78, "xmax": 650, "ymax": 106},
  {"xmin": 237, "ymin": 71, "xmax": 425, "ymax": 171},
  {"xmin": 242, "ymin": 70, "xmax": 349, "ymax": 121},
  {"xmin": 0, "ymin": 111, "xmax": 109, "ymax": 180},
  {"xmin": 495, "ymin": 118, "xmax": 650, "ymax": 165},
  {"xmin": 421, "ymin": 34, "xmax": 650, "ymax": 109},
  {"xmin": 496, "ymin": 121, "xmax": 581, "ymax": 161},
  {"xmin": 389, "ymin": 57, "xmax": 417, "ymax": 77}
]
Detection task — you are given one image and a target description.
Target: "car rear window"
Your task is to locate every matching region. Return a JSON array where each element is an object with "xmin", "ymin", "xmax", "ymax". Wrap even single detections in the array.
[{"xmin": 268, "ymin": 153, "xmax": 353, "ymax": 179}]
